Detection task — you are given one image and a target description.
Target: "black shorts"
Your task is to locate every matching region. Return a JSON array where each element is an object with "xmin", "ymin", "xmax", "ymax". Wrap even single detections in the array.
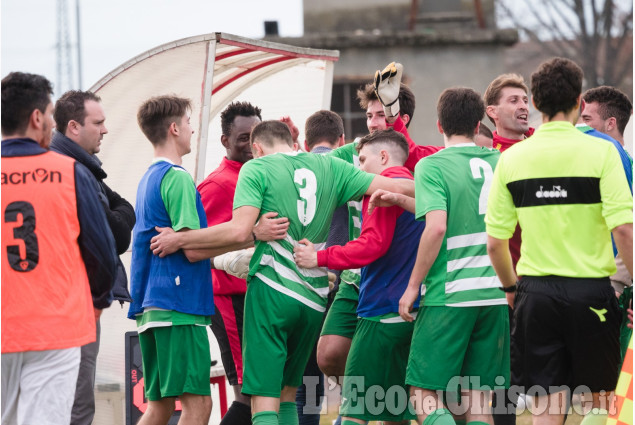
[
  {"xmin": 511, "ymin": 276, "xmax": 620, "ymax": 394},
  {"xmin": 210, "ymin": 294, "xmax": 245, "ymax": 386}
]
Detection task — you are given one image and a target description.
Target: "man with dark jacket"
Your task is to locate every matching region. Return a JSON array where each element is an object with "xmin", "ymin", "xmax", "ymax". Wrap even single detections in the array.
[
  {"xmin": 1, "ymin": 72, "xmax": 117, "ymax": 425},
  {"xmin": 51, "ymin": 90, "xmax": 135, "ymax": 425}
]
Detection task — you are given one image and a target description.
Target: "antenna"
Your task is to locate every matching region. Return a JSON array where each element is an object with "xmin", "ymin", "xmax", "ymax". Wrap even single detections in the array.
[{"xmin": 56, "ymin": 0, "xmax": 74, "ymax": 93}]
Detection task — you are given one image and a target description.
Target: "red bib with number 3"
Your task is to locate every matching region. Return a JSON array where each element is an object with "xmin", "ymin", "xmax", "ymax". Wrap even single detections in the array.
[{"xmin": 1, "ymin": 151, "xmax": 95, "ymax": 353}]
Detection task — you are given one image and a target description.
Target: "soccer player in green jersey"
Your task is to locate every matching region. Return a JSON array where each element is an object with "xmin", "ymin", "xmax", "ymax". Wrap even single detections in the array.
[
  {"xmin": 150, "ymin": 120, "xmax": 414, "ymax": 425},
  {"xmin": 319, "ymin": 63, "xmax": 441, "ymax": 387},
  {"xmin": 370, "ymin": 87, "xmax": 509, "ymax": 425},
  {"xmin": 294, "ymin": 129, "xmax": 425, "ymax": 424},
  {"xmin": 486, "ymin": 58, "xmax": 633, "ymax": 425}
]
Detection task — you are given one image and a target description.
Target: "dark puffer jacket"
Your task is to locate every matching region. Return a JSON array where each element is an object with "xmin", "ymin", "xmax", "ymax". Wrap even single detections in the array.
[{"xmin": 50, "ymin": 131, "xmax": 134, "ymax": 305}]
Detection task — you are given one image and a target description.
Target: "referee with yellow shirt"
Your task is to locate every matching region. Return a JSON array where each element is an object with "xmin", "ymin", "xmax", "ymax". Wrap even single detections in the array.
[{"xmin": 485, "ymin": 57, "xmax": 633, "ymax": 425}]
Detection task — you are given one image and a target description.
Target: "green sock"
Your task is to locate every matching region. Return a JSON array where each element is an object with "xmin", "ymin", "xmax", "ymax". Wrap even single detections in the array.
[
  {"xmin": 278, "ymin": 402, "xmax": 298, "ymax": 425},
  {"xmin": 423, "ymin": 408, "xmax": 456, "ymax": 425},
  {"xmin": 580, "ymin": 408, "xmax": 609, "ymax": 425},
  {"xmin": 252, "ymin": 410, "xmax": 278, "ymax": 425}
]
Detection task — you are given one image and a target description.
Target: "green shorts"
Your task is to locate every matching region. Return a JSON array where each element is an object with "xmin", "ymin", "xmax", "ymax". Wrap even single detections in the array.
[
  {"xmin": 242, "ymin": 278, "xmax": 324, "ymax": 397},
  {"xmin": 321, "ymin": 282, "xmax": 359, "ymax": 338},
  {"xmin": 138, "ymin": 325, "xmax": 211, "ymax": 400},
  {"xmin": 407, "ymin": 305, "xmax": 510, "ymax": 392},
  {"xmin": 340, "ymin": 317, "xmax": 416, "ymax": 422}
]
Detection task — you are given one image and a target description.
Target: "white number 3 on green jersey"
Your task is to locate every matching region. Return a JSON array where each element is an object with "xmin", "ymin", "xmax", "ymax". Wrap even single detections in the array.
[{"xmin": 294, "ymin": 168, "xmax": 317, "ymax": 225}]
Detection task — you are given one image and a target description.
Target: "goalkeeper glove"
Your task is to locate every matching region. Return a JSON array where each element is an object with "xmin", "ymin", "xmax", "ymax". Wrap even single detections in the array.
[
  {"xmin": 213, "ymin": 248, "xmax": 254, "ymax": 280},
  {"xmin": 373, "ymin": 62, "xmax": 403, "ymax": 117}
]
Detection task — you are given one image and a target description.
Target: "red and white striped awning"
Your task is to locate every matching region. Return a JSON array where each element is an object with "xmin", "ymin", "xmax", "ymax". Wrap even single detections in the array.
[{"xmin": 90, "ymin": 32, "xmax": 339, "ymax": 202}]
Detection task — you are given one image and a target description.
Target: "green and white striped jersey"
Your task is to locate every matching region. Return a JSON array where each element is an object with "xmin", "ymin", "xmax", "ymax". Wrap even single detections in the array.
[
  {"xmin": 414, "ymin": 144, "xmax": 506, "ymax": 307},
  {"xmin": 234, "ymin": 151, "xmax": 374, "ymax": 312},
  {"xmin": 329, "ymin": 140, "xmax": 363, "ymax": 289}
]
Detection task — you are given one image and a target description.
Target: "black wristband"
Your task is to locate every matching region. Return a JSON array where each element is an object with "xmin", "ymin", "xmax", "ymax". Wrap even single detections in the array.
[{"xmin": 499, "ymin": 283, "xmax": 517, "ymax": 293}]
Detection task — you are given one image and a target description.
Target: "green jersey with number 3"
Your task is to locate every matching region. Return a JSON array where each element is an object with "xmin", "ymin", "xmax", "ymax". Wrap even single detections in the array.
[
  {"xmin": 233, "ymin": 151, "xmax": 374, "ymax": 312},
  {"xmin": 414, "ymin": 144, "xmax": 506, "ymax": 307}
]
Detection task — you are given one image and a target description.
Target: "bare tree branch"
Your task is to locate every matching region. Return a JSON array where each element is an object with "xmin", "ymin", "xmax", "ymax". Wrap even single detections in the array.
[
  {"xmin": 499, "ymin": 0, "xmax": 633, "ymax": 90},
  {"xmin": 517, "ymin": 0, "xmax": 581, "ymax": 54},
  {"xmin": 498, "ymin": 0, "xmax": 564, "ymax": 57},
  {"xmin": 545, "ymin": 0, "xmax": 579, "ymax": 33},
  {"xmin": 610, "ymin": 4, "xmax": 634, "ymax": 85}
]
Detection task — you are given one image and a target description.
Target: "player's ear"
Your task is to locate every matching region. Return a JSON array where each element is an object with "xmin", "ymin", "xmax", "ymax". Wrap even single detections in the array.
[
  {"xmin": 251, "ymin": 141, "xmax": 263, "ymax": 158},
  {"xmin": 401, "ymin": 114, "xmax": 410, "ymax": 127},
  {"xmin": 436, "ymin": 120, "xmax": 444, "ymax": 135},
  {"xmin": 221, "ymin": 134, "xmax": 230, "ymax": 149},
  {"xmin": 485, "ymin": 105, "xmax": 497, "ymax": 122},
  {"xmin": 606, "ymin": 116, "xmax": 617, "ymax": 133},
  {"xmin": 30, "ymin": 108, "xmax": 44, "ymax": 131},
  {"xmin": 380, "ymin": 149, "xmax": 389, "ymax": 165},
  {"xmin": 168, "ymin": 121, "xmax": 179, "ymax": 137}
]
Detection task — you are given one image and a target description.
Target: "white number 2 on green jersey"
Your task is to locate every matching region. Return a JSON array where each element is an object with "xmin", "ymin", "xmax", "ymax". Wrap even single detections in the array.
[
  {"xmin": 470, "ymin": 158, "xmax": 494, "ymax": 215},
  {"xmin": 294, "ymin": 168, "xmax": 317, "ymax": 225}
]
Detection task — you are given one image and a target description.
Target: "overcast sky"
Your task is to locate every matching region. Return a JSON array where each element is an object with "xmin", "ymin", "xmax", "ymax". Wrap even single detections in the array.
[{"xmin": 1, "ymin": 0, "xmax": 303, "ymax": 93}]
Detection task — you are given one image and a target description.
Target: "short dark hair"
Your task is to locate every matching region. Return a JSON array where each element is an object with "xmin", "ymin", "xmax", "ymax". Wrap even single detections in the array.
[
  {"xmin": 437, "ymin": 87, "xmax": 485, "ymax": 138},
  {"xmin": 220, "ymin": 101, "xmax": 262, "ymax": 137},
  {"xmin": 583, "ymin": 86, "xmax": 633, "ymax": 135},
  {"xmin": 250, "ymin": 120, "xmax": 294, "ymax": 148},
  {"xmin": 137, "ymin": 95, "xmax": 191, "ymax": 145},
  {"xmin": 531, "ymin": 57, "xmax": 583, "ymax": 119},
  {"xmin": 355, "ymin": 128, "xmax": 409, "ymax": 165},
  {"xmin": 1, "ymin": 72, "xmax": 53, "ymax": 136},
  {"xmin": 479, "ymin": 122, "xmax": 494, "ymax": 138},
  {"xmin": 483, "ymin": 73, "xmax": 528, "ymax": 124},
  {"xmin": 305, "ymin": 110, "xmax": 344, "ymax": 150},
  {"xmin": 357, "ymin": 82, "xmax": 416, "ymax": 128},
  {"xmin": 54, "ymin": 90, "xmax": 101, "ymax": 135}
]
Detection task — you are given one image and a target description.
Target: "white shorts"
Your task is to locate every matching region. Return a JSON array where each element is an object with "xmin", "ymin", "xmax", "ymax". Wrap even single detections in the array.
[{"xmin": 1, "ymin": 347, "xmax": 81, "ymax": 425}]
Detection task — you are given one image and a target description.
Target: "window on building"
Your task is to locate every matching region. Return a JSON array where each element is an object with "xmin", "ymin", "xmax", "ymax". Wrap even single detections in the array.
[{"xmin": 330, "ymin": 79, "xmax": 368, "ymax": 142}]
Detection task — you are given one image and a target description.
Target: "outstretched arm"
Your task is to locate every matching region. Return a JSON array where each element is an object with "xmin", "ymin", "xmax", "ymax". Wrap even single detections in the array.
[
  {"xmin": 294, "ymin": 196, "xmax": 400, "ymax": 270},
  {"xmin": 374, "ymin": 61, "xmax": 442, "ymax": 171},
  {"xmin": 368, "ymin": 189, "xmax": 415, "ymax": 215},
  {"xmin": 366, "ymin": 175, "xmax": 414, "ymax": 198},
  {"xmin": 151, "ymin": 206, "xmax": 261, "ymax": 257}
]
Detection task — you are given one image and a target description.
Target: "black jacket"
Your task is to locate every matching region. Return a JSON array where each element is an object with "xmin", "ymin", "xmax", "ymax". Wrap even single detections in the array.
[{"xmin": 50, "ymin": 131, "xmax": 134, "ymax": 304}]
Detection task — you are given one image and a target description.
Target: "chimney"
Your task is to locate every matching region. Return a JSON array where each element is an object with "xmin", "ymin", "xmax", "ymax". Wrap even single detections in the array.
[{"xmin": 264, "ymin": 21, "xmax": 279, "ymax": 36}]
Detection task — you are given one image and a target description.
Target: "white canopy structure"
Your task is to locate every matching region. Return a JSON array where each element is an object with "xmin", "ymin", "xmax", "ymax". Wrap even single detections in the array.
[
  {"xmin": 90, "ymin": 32, "xmax": 339, "ymax": 201},
  {"xmin": 89, "ymin": 33, "xmax": 338, "ymax": 425}
]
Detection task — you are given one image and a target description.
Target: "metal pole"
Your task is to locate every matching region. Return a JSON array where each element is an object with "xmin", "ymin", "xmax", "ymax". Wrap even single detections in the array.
[
  {"xmin": 76, "ymin": 0, "xmax": 83, "ymax": 89},
  {"xmin": 57, "ymin": 0, "xmax": 62, "ymax": 92}
]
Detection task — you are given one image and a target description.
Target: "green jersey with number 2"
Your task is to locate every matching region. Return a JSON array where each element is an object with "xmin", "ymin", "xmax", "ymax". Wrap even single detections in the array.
[{"xmin": 414, "ymin": 145, "xmax": 506, "ymax": 307}]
